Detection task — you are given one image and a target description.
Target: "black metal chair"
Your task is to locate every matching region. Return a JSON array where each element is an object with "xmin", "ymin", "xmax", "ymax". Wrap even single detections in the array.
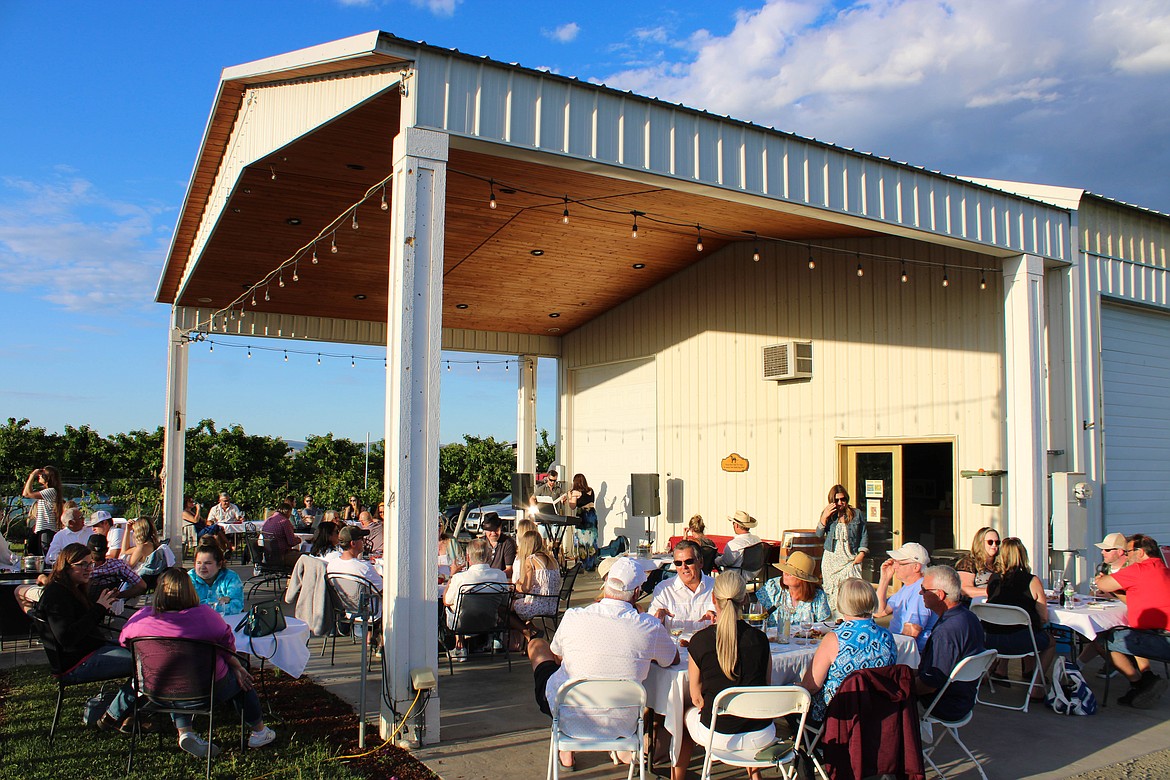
[
  {"xmin": 700, "ymin": 543, "xmax": 718, "ymax": 575},
  {"xmin": 538, "ymin": 562, "xmax": 580, "ymax": 635},
  {"xmin": 125, "ymin": 636, "xmax": 248, "ymax": 779},
  {"xmin": 721, "ymin": 542, "xmax": 770, "ymax": 592},
  {"xmin": 443, "ymin": 582, "xmax": 514, "ymax": 674},
  {"xmin": 322, "ymin": 572, "xmax": 382, "ymax": 668},
  {"xmin": 244, "ymin": 527, "xmax": 292, "ymax": 599},
  {"xmin": 29, "ymin": 611, "xmax": 130, "ymax": 746}
]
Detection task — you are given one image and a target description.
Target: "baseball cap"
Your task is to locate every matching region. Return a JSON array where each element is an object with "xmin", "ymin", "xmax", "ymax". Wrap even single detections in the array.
[
  {"xmin": 888, "ymin": 542, "xmax": 930, "ymax": 566},
  {"xmin": 87, "ymin": 534, "xmax": 109, "ymax": 553},
  {"xmin": 86, "ymin": 510, "xmax": 113, "ymax": 527},
  {"xmin": 1095, "ymin": 532, "xmax": 1127, "ymax": 550},
  {"xmin": 605, "ymin": 557, "xmax": 648, "ymax": 592},
  {"xmin": 339, "ymin": 526, "xmax": 370, "ymax": 544}
]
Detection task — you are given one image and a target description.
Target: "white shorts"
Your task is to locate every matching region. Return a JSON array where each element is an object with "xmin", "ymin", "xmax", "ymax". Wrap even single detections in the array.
[{"xmin": 685, "ymin": 706, "xmax": 776, "ymax": 752}]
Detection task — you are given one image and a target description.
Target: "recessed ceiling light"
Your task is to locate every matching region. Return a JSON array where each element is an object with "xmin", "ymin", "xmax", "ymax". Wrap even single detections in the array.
[
  {"xmin": 547, "ymin": 327, "xmax": 561, "ymax": 333},
  {"xmin": 455, "ymin": 303, "xmax": 469, "ymax": 309},
  {"xmin": 353, "ymin": 294, "xmax": 367, "ymax": 300},
  {"xmin": 530, "ymin": 249, "xmax": 545, "ymax": 256},
  {"xmin": 500, "ymin": 187, "xmax": 517, "ymax": 194},
  {"xmin": 346, "ymin": 163, "xmax": 366, "ymax": 170},
  {"xmin": 242, "ymin": 188, "xmax": 252, "ymax": 194},
  {"xmin": 231, "ymin": 208, "xmax": 241, "ymax": 213},
  {"xmin": 285, "ymin": 217, "xmax": 302, "ymax": 226},
  {"xmin": 549, "ymin": 312, "xmax": 561, "ymax": 318},
  {"xmin": 632, "ymin": 263, "xmax": 646, "ymax": 269},
  {"xmin": 197, "ymin": 297, "xmax": 213, "ymax": 304}
]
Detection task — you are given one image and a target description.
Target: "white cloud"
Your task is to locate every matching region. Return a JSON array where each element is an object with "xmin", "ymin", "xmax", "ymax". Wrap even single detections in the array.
[
  {"xmin": 0, "ymin": 174, "xmax": 170, "ymax": 312},
  {"xmin": 544, "ymin": 22, "xmax": 581, "ymax": 43},
  {"xmin": 410, "ymin": 0, "xmax": 459, "ymax": 16},
  {"xmin": 601, "ymin": 0, "xmax": 1170, "ymax": 212}
]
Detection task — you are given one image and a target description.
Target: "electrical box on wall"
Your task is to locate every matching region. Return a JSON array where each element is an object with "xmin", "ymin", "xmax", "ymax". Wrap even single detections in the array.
[
  {"xmin": 1052, "ymin": 472, "xmax": 1089, "ymax": 551},
  {"xmin": 971, "ymin": 475, "xmax": 1001, "ymax": 506}
]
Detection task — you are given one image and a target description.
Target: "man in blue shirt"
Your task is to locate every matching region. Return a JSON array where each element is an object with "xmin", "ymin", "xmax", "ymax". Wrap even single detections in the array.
[
  {"xmin": 914, "ymin": 565, "xmax": 986, "ymax": 721},
  {"xmin": 876, "ymin": 542, "xmax": 937, "ymax": 652}
]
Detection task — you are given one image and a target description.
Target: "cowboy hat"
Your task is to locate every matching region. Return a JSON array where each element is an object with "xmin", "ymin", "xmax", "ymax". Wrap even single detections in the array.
[
  {"xmin": 728, "ymin": 510, "xmax": 757, "ymax": 529},
  {"xmin": 777, "ymin": 550, "xmax": 820, "ymax": 583}
]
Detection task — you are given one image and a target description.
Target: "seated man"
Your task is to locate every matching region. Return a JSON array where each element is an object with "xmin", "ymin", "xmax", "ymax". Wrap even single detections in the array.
[
  {"xmin": 481, "ymin": 514, "xmax": 516, "ymax": 580},
  {"xmin": 296, "ymin": 494, "xmax": 322, "ymax": 532},
  {"xmin": 444, "ymin": 538, "xmax": 509, "ymax": 661},
  {"xmin": 527, "ymin": 557, "xmax": 678, "ymax": 771},
  {"xmin": 649, "ymin": 539, "xmax": 716, "ymax": 626},
  {"xmin": 913, "ymin": 565, "xmax": 986, "ymax": 722},
  {"xmin": 86, "ymin": 534, "xmax": 147, "ymax": 612},
  {"xmin": 359, "ymin": 509, "xmax": 385, "ymax": 557},
  {"xmin": 207, "ymin": 492, "xmax": 243, "ymax": 554},
  {"xmin": 1095, "ymin": 533, "xmax": 1170, "ymax": 707},
  {"xmin": 875, "ymin": 542, "xmax": 937, "ymax": 652},
  {"xmin": 261, "ymin": 502, "xmax": 302, "ymax": 567},
  {"xmin": 44, "ymin": 507, "xmax": 94, "ymax": 565},
  {"xmin": 326, "ymin": 526, "xmax": 383, "ymax": 592},
  {"xmin": 715, "ymin": 510, "xmax": 761, "ymax": 571}
]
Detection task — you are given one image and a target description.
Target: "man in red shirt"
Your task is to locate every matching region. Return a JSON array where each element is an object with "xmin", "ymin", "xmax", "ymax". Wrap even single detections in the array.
[{"xmin": 1095, "ymin": 534, "xmax": 1170, "ymax": 707}]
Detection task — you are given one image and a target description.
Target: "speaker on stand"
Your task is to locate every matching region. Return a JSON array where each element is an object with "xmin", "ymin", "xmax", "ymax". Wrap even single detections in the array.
[{"xmin": 631, "ymin": 473, "xmax": 661, "ymax": 547}]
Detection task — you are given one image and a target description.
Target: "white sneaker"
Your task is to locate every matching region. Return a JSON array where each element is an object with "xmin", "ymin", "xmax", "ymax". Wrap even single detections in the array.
[
  {"xmin": 452, "ymin": 647, "xmax": 468, "ymax": 662},
  {"xmin": 179, "ymin": 732, "xmax": 221, "ymax": 759},
  {"xmin": 248, "ymin": 725, "xmax": 277, "ymax": 749}
]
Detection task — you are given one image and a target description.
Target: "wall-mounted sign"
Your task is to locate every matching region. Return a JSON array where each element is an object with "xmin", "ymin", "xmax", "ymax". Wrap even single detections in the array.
[
  {"xmin": 721, "ymin": 453, "xmax": 749, "ymax": 473},
  {"xmin": 865, "ymin": 479, "xmax": 884, "ymax": 499}
]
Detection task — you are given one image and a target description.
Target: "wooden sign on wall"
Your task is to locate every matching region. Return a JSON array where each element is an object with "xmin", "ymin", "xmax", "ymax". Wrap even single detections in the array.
[{"xmin": 721, "ymin": 453, "xmax": 749, "ymax": 473}]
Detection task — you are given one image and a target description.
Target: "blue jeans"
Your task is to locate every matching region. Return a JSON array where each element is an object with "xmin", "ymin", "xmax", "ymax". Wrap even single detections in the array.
[
  {"xmin": 170, "ymin": 672, "xmax": 263, "ymax": 730},
  {"xmin": 1106, "ymin": 627, "xmax": 1170, "ymax": 660},
  {"xmin": 61, "ymin": 644, "xmax": 136, "ymax": 721}
]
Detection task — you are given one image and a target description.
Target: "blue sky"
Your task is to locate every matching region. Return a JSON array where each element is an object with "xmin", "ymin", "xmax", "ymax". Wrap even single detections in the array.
[{"xmin": 2, "ymin": 0, "xmax": 1168, "ymax": 444}]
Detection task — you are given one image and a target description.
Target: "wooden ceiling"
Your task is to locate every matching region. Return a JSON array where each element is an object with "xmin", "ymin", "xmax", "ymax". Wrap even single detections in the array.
[{"xmin": 173, "ymin": 88, "xmax": 875, "ymax": 336}]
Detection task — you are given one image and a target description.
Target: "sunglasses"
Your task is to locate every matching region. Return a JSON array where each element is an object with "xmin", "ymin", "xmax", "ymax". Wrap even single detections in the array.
[
  {"xmin": 834, "ymin": 497, "xmax": 847, "ymax": 503},
  {"xmin": 673, "ymin": 557, "xmax": 698, "ymax": 567},
  {"xmin": 986, "ymin": 539, "xmax": 1000, "ymax": 546}
]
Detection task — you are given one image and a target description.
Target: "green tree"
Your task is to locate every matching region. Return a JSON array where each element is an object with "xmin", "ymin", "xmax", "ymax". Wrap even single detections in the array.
[
  {"xmin": 438, "ymin": 435, "xmax": 515, "ymax": 507},
  {"xmin": 0, "ymin": 418, "xmax": 62, "ymax": 489},
  {"xmin": 536, "ymin": 428, "xmax": 556, "ymax": 473},
  {"xmin": 288, "ymin": 434, "xmax": 369, "ymax": 510}
]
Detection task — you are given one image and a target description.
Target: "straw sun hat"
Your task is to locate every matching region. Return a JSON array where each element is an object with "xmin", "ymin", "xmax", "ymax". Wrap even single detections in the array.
[{"xmin": 777, "ymin": 551, "xmax": 821, "ymax": 583}]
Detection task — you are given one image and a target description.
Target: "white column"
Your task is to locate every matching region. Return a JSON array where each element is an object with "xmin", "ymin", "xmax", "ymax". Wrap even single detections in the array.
[
  {"xmin": 162, "ymin": 310, "xmax": 188, "ymax": 559},
  {"xmin": 1002, "ymin": 254, "xmax": 1049, "ymax": 563},
  {"xmin": 516, "ymin": 355, "xmax": 537, "ymax": 473},
  {"xmin": 382, "ymin": 125, "xmax": 447, "ymax": 745}
]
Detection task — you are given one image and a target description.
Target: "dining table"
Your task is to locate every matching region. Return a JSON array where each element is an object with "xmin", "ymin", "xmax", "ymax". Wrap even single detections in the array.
[
  {"xmin": 222, "ymin": 611, "xmax": 312, "ymax": 677},
  {"xmin": 1045, "ymin": 596, "xmax": 1127, "ymax": 641},
  {"xmin": 643, "ymin": 624, "xmax": 920, "ymax": 765}
]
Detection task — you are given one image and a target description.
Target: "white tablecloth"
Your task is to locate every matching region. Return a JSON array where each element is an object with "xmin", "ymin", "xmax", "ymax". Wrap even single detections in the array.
[
  {"xmin": 644, "ymin": 629, "xmax": 919, "ymax": 764},
  {"xmin": 1047, "ymin": 601, "xmax": 1127, "ymax": 641},
  {"xmin": 223, "ymin": 612, "xmax": 312, "ymax": 678}
]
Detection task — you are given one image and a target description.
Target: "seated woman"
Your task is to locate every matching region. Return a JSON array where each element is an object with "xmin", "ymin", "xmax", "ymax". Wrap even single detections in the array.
[
  {"xmin": 984, "ymin": 537, "xmax": 1054, "ymax": 700},
  {"xmin": 308, "ymin": 520, "xmax": 341, "ymax": 560},
  {"xmin": 188, "ymin": 541, "xmax": 244, "ymax": 615},
  {"xmin": 801, "ymin": 577, "xmax": 897, "ymax": 723},
  {"xmin": 755, "ymin": 550, "xmax": 831, "ymax": 629},
  {"xmin": 510, "ymin": 531, "xmax": 561, "ymax": 639},
  {"xmin": 956, "ymin": 526, "xmax": 1001, "ymax": 599},
  {"xmin": 673, "ymin": 571, "xmax": 773, "ymax": 780},
  {"xmin": 437, "ymin": 519, "xmax": 465, "ymax": 589},
  {"xmin": 36, "ymin": 543, "xmax": 139, "ymax": 732},
  {"xmin": 119, "ymin": 568, "xmax": 276, "ymax": 758},
  {"xmin": 123, "ymin": 518, "xmax": 176, "ymax": 588}
]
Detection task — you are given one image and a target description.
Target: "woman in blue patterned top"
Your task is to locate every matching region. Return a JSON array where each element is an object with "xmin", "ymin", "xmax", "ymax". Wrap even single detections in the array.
[
  {"xmin": 801, "ymin": 577, "xmax": 896, "ymax": 722},
  {"xmin": 756, "ymin": 551, "xmax": 831, "ymax": 628}
]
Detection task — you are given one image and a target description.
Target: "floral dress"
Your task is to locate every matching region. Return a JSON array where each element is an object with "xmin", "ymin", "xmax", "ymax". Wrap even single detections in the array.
[
  {"xmin": 755, "ymin": 580, "xmax": 832, "ymax": 628},
  {"xmin": 811, "ymin": 617, "xmax": 897, "ymax": 722},
  {"xmin": 821, "ymin": 521, "xmax": 860, "ymax": 616},
  {"xmin": 513, "ymin": 557, "xmax": 562, "ymax": 621}
]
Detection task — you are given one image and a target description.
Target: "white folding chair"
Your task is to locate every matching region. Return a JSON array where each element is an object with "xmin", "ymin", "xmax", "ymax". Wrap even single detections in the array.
[
  {"xmin": 921, "ymin": 649, "xmax": 998, "ymax": 780},
  {"xmin": 698, "ymin": 686, "xmax": 811, "ymax": 780},
  {"xmin": 546, "ymin": 678, "xmax": 645, "ymax": 780},
  {"xmin": 971, "ymin": 603, "xmax": 1045, "ymax": 712}
]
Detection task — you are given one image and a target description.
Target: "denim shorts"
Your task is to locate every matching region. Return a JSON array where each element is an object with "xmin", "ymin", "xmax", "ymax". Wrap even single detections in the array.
[{"xmin": 1105, "ymin": 627, "xmax": 1170, "ymax": 659}]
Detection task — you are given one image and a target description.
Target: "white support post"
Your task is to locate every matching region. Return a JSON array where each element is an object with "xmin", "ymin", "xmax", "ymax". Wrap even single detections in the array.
[
  {"xmin": 1003, "ymin": 254, "xmax": 1049, "ymax": 564},
  {"xmin": 162, "ymin": 310, "xmax": 188, "ymax": 559},
  {"xmin": 382, "ymin": 125, "xmax": 447, "ymax": 745},
  {"xmin": 517, "ymin": 355, "xmax": 537, "ymax": 474}
]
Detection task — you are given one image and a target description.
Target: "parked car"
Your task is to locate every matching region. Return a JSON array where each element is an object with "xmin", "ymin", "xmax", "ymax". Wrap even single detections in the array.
[{"xmin": 463, "ymin": 495, "xmax": 518, "ymax": 534}]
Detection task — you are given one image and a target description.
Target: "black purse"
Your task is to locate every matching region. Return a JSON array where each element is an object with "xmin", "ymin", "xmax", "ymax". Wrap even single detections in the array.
[{"xmin": 235, "ymin": 599, "xmax": 287, "ymax": 637}]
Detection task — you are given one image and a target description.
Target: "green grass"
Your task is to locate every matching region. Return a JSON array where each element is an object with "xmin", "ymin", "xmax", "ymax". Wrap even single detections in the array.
[{"xmin": 0, "ymin": 664, "xmax": 372, "ymax": 780}]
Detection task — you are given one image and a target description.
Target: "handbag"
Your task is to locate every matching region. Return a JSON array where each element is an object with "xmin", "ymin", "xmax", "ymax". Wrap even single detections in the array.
[
  {"xmin": 1045, "ymin": 657, "xmax": 1097, "ymax": 715},
  {"xmin": 83, "ymin": 684, "xmax": 118, "ymax": 726},
  {"xmin": 235, "ymin": 599, "xmax": 287, "ymax": 638}
]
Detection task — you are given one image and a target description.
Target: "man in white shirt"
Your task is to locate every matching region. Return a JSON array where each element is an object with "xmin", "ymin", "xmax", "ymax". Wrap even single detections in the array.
[
  {"xmin": 44, "ymin": 507, "xmax": 94, "ymax": 565},
  {"xmin": 326, "ymin": 526, "xmax": 383, "ymax": 591},
  {"xmin": 207, "ymin": 492, "xmax": 243, "ymax": 527},
  {"xmin": 528, "ymin": 557, "xmax": 678, "ymax": 770},
  {"xmin": 444, "ymin": 538, "xmax": 509, "ymax": 660},
  {"xmin": 716, "ymin": 510, "xmax": 762, "ymax": 569},
  {"xmin": 649, "ymin": 539, "xmax": 716, "ymax": 627}
]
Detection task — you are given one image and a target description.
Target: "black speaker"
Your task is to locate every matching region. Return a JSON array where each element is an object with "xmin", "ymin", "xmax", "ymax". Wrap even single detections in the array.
[
  {"xmin": 511, "ymin": 473, "xmax": 535, "ymax": 510},
  {"xmin": 631, "ymin": 473, "xmax": 661, "ymax": 517}
]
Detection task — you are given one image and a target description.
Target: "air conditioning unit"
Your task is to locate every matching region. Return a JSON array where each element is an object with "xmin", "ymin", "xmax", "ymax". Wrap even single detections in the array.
[{"xmin": 762, "ymin": 340, "xmax": 813, "ymax": 381}]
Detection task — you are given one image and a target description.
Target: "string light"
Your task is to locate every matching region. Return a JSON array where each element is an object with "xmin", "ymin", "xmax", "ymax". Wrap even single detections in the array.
[
  {"xmin": 753, "ymin": 246, "xmax": 761, "ymax": 262},
  {"xmin": 292, "ymin": 261, "xmax": 299, "ymax": 283},
  {"xmin": 380, "ymin": 186, "xmax": 389, "ymax": 211},
  {"xmin": 269, "ymin": 165, "xmax": 276, "ymax": 181},
  {"xmin": 807, "ymin": 245, "xmax": 816, "ymax": 270},
  {"xmin": 247, "ymin": 347, "xmax": 252, "ymax": 358},
  {"xmin": 942, "ymin": 267, "xmax": 950, "ymax": 288},
  {"xmin": 251, "ymin": 292, "xmax": 257, "ymax": 306},
  {"xmin": 351, "ymin": 356, "xmax": 356, "ymax": 368},
  {"xmin": 209, "ymin": 343, "xmax": 213, "ymax": 353},
  {"xmin": 476, "ymin": 361, "xmax": 481, "ymax": 372},
  {"xmin": 317, "ymin": 354, "xmax": 321, "ymax": 365},
  {"xmin": 312, "ymin": 244, "xmax": 319, "ymax": 264},
  {"xmin": 695, "ymin": 225, "xmax": 703, "ymax": 252},
  {"xmin": 331, "ymin": 231, "xmax": 338, "ymax": 254},
  {"xmin": 263, "ymin": 286, "xmax": 270, "ymax": 302},
  {"xmin": 900, "ymin": 261, "xmax": 909, "ymax": 284},
  {"xmin": 278, "ymin": 271, "xmax": 285, "ymax": 288},
  {"xmin": 980, "ymin": 270, "xmax": 987, "ymax": 290},
  {"xmin": 631, "ymin": 211, "xmax": 640, "ymax": 239},
  {"xmin": 856, "ymin": 259, "xmax": 864, "ymax": 277},
  {"xmin": 283, "ymin": 351, "xmax": 288, "ymax": 362},
  {"xmin": 562, "ymin": 196, "xmax": 570, "ymax": 224},
  {"xmin": 488, "ymin": 179, "xmax": 497, "ymax": 209},
  {"xmin": 447, "ymin": 361, "xmax": 451, "ymax": 371},
  {"xmin": 351, "ymin": 209, "xmax": 359, "ymax": 230}
]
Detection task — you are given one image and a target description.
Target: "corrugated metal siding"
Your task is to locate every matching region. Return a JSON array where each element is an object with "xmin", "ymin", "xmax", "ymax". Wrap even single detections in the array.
[
  {"xmin": 562, "ymin": 240, "xmax": 1006, "ymax": 545},
  {"xmin": 440, "ymin": 328, "xmax": 560, "ymax": 356},
  {"xmin": 179, "ymin": 70, "xmax": 404, "ymax": 296},
  {"xmin": 1083, "ymin": 199, "xmax": 1170, "ymax": 310},
  {"xmin": 391, "ymin": 44, "xmax": 1071, "ymax": 261}
]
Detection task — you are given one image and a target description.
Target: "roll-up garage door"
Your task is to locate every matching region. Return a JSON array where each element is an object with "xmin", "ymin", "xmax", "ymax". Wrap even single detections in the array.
[
  {"xmin": 569, "ymin": 359, "xmax": 657, "ymax": 543},
  {"xmin": 1101, "ymin": 303, "xmax": 1170, "ymax": 540}
]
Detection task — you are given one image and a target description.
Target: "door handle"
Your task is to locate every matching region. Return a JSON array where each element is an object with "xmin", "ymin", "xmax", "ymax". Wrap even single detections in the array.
[{"xmin": 893, "ymin": 530, "xmax": 901, "ymax": 536}]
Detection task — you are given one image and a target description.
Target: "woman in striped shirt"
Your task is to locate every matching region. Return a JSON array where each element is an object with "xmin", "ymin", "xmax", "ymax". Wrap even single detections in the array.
[{"xmin": 23, "ymin": 465, "xmax": 64, "ymax": 556}]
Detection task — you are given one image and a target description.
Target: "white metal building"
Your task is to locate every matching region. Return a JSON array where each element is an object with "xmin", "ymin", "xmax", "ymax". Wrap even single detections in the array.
[{"xmin": 153, "ymin": 31, "xmax": 1170, "ymax": 742}]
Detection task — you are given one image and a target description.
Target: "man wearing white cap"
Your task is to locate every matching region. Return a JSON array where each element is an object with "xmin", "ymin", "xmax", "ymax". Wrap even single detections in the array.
[
  {"xmin": 1095, "ymin": 532, "xmax": 1129, "ymax": 576},
  {"xmin": 875, "ymin": 542, "xmax": 937, "ymax": 652},
  {"xmin": 528, "ymin": 557, "xmax": 678, "ymax": 771}
]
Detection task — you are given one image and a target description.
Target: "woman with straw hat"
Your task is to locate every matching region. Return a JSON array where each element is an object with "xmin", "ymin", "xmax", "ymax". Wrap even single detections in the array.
[{"xmin": 755, "ymin": 550, "xmax": 831, "ymax": 628}]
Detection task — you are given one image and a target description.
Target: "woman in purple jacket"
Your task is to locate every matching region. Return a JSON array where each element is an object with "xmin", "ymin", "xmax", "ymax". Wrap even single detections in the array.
[{"xmin": 119, "ymin": 568, "xmax": 277, "ymax": 759}]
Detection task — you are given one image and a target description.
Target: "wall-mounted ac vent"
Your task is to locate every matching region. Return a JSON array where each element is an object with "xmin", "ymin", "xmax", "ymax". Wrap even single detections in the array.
[{"xmin": 762, "ymin": 340, "xmax": 813, "ymax": 381}]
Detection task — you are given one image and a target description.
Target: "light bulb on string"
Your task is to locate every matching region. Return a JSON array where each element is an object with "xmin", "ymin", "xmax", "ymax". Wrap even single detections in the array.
[
  {"xmin": 317, "ymin": 354, "xmax": 321, "ymax": 365},
  {"xmin": 631, "ymin": 211, "xmax": 639, "ymax": 239},
  {"xmin": 278, "ymin": 271, "xmax": 285, "ymax": 288},
  {"xmin": 695, "ymin": 226, "xmax": 704, "ymax": 252},
  {"xmin": 476, "ymin": 360, "xmax": 481, "ymax": 372},
  {"xmin": 251, "ymin": 292, "xmax": 257, "ymax": 306},
  {"xmin": 209, "ymin": 342, "xmax": 214, "ymax": 353},
  {"xmin": 380, "ymin": 186, "xmax": 389, "ymax": 211},
  {"xmin": 447, "ymin": 361, "xmax": 451, "ymax": 372},
  {"xmin": 283, "ymin": 351, "xmax": 288, "ymax": 363},
  {"xmin": 753, "ymin": 246, "xmax": 761, "ymax": 262},
  {"xmin": 856, "ymin": 260, "xmax": 864, "ymax": 277},
  {"xmin": 331, "ymin": 232, "xmax": 338, "ymax": 254},
  {"xmin": 269, "ymin": 165, "xmax": 276, "ymax": 181},
  {"xmin": 311, "ymin": 244, "xmax": 319, "ymax": 264},
  {"xmin": 505, "ymin": 362, "xmax": 509, "ymax": 371},
  {"xmin": 980, "ymin": 271, "xmax": 987, "ymax": 290},
  {"xmin": 351, "ymin": 209, "xmax": 359, "ymax": 230},
  {"xmin": 807, "ymin": 245, "xmax": 816, "ymax": 270},
  {"xmin": 942, "ymin": 268, "xmax": 950, "ymax": 288},
  {"xmin": 900, "ymin": 261, "xmax": 909, "ymax": 284},
  {"xmin": 562, "ymin": 196, "xmax": 570, "ymax": 224},
  {"xmin": 351, "ymin": 356, "xmax": 356, "ymax": 368},
  {"xmin": 292, "ymin": 261, "xmax": 299, "ymax": 283},
  {"xmin": 488, "ymin": 179, "xmax": 497, "ymax": 209},
  {"xmin": 264, "ymin": 287, "xmax": 270, "ymax": 302},
  {"xmin": 247, "ymin": 347, "xmax": 252, "ymax": 359}
]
